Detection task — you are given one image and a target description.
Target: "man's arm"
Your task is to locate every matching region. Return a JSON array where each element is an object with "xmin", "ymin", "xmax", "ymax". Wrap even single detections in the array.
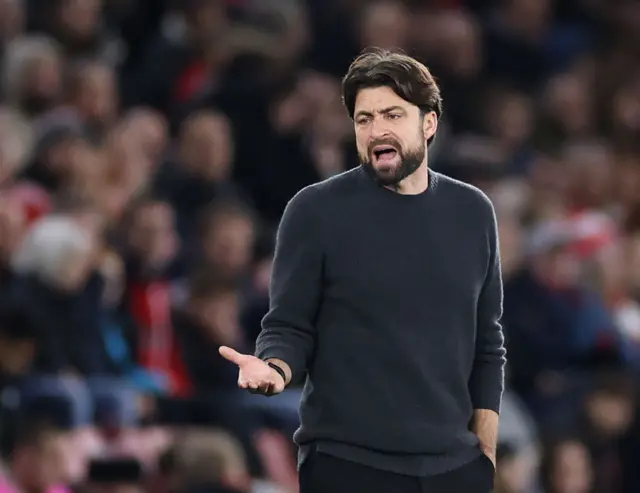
[
  {"xmin": 255, "ymin": 187, "xmax": 324, "ymax": 386},
  {"xmin": 472, "ymin": 409, "xmax": 500, "ymax": 465},
  {"xmin": 469, "ymin": 203, "xmax": 507, "ymax": 464}
]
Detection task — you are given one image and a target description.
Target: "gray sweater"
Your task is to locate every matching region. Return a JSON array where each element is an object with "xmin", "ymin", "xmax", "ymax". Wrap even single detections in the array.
[{"xmin": 256, "ymin": 166, "xmax": 507, "ymax": 475}]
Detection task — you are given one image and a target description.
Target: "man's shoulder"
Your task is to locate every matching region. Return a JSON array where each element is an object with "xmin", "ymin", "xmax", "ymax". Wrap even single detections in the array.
[
  {"xmin": 433, "ymin": 171, "xmax": 495, "ymax": 215},
  {"xmin": 291, "ymin": 168, "xmax": 363, "ymax": 206}
]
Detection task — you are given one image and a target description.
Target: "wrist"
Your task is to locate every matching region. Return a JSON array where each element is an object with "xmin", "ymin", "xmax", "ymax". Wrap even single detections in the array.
[
  {"xmin": 267, "ymin": 361, "xmax": 287, "ymax": 386},
  {"xmin": 265, "ymin": 358, "xmax": 292, "ymax": 386}
]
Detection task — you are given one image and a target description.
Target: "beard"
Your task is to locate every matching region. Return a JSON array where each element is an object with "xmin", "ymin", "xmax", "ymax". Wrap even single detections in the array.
[{"xmin": 359, "ymin": 134, "xmax": 426, "ymax": 187}]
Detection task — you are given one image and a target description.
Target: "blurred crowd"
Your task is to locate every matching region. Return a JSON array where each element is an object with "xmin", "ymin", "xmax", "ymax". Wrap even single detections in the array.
[{"xmin": 0, "ymin": 0, "xmax": 639, "ymax": 492}]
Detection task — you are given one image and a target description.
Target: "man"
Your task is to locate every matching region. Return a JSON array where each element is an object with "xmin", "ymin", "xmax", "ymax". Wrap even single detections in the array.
[{"xmin": 220, "ymin": 49, "xmax": 506, "ymax": 492}]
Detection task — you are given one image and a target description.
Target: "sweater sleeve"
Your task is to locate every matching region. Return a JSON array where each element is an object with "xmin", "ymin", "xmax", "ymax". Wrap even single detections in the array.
[
  {"xmin": 468, "ymin": 205, "xmax": 507, "ymax": 413},
  {"xmin": 255, "ymin": 187, "xmax": 323, "ymax": 384}
]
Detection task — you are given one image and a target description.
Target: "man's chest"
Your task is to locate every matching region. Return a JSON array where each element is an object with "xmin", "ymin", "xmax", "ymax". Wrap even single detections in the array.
[{"xmin": 322, "ymin": 216, "xmax": 488, "ymax": 307}]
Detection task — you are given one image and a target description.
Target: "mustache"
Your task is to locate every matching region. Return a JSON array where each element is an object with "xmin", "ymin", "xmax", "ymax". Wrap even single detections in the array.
[{"xmin": 367, "ymin": 138, "xmax": 401, "ymax": 156}]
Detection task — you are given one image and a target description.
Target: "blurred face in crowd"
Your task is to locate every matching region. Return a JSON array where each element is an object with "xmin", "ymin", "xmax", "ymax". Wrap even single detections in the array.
[
  {"xmin": 495, "ymin": 452, "xmax": 536, "ymax": 493},
  {"xmin": 20, "ymin": 55, "xmax": 62, "ymax": 116},
  {"xmin": 0, "ymin": 108, "xmax": 31, "ymax": 186},
  {"xmin": 50, "ymin": 140, "xmax": 110, "ymax": 212},
  {"xmin": 185, "ymin": 0, "xmax": 227, "ymax": 45},
  {"xmin": 73, "ymin": 62, "xmax": 118, "ymax": 131},
  {"xmin": 0, "ymin": 331, "xmax": 34, "ymax": 376},
  {"xmin": 128, "ymin": 202, "xmax": 178, "ymax": 270},
  {"xmin": 548, "ymin": 440, "xmax": 593, "ymax": 493},
  {"xmin": 119, "ymin": 109, "xmax": 168, "ymax": 164},
  {"xmin": 611, "ymin": 77, "xmax": 640, "ymax": 135},
  {"xmin": 202, "ymin": 212, "xmax": 255, "ymax": 279},
  {"xmin": 0, "ymin": 0, "xmax": 24, "ymax": 41},
  {"xmin": 106, "ymin": 126, "xmax": 154, "ymax": 208},
  {"xmin": 585, "ymin": 388, "xmax": 635, "ymax": 438},
  {"xmin": 503, "ymin": 0, "xmax": 552, "ymax": 39},
  {"xmin": 489, "ymin": 92, "xmax": 533, "ymax": 148},
  {"xmin": 57, "ymin": 0, "xmax": 102, "ymax": 41},
  {"xmin": 543, "ymin": 72, "xmax": 594, "ymax": 135},
  {"xmin": 565, "ymin": 143, "xmax": 613, "ymax": 209},
  {"xmin": 179, "ymin": 112, "xmax": 234, "ymax": 182},
  {"xmin": 354, "ymin": 86, "xmax": 436, "ymax": 186},
  {"xmin": 434, "ymin": 11, "xmax": 482, "ymax": 78},
  {"xmin": 360, "ymin": 1, "xmax": 409, "ymax": 51},
  {"xmin": 13, "ymin": 432, "xmax": 67, "ymax": 493}
]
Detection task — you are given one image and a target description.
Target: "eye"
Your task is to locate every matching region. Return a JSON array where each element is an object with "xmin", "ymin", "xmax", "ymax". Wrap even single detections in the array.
[
  {"xmin": 387, "ymin": 113, "xmax": 402, "ymax": 120},
  {"xmin": 356, "ymin": 117, "xmax": 371, "ymax": 125}
]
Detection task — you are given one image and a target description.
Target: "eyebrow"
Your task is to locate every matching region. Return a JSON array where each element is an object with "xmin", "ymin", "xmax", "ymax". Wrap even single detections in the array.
[{"xmin": 354, "ymin": 106, "xmax": 405, "ymax": 119}]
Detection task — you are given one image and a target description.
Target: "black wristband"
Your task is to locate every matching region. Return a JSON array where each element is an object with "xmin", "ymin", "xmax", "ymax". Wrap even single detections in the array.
[{"xmin": 267, "ymin": 361, "xmax": 287, "ymax": 385}]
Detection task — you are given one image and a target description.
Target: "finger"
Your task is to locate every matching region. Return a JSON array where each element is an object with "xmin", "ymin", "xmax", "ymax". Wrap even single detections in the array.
[
  {"xmin": 261, "ymin": 383, "xmax": 275, "ymax": 397},
  {"xmin": 238, "ymin": 377, "xmax": 249, "ymax": 389},
  {"xmin": 219, "ymin": 346, "xmax": 248, "ymax": 366},
  {"xmin": 273, "ymin": 379, "xmax": 286, "ymax": 394},
  {"xmin": 247, "ymin": 381, "xmax": 273, "ymax": 395}
]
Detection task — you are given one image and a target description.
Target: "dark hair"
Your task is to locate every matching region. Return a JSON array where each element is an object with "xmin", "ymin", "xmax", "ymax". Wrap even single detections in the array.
[
  {"xmin": 15, "ymin": 421, "xmax": 62, "ymax": 449},
  {"xmin": 0, "ymin": 306, "xmax": 35, "ymax": 341},
  {"xmin": 342, "ymin": 49, "xmax": 443, "ymax": 145}
]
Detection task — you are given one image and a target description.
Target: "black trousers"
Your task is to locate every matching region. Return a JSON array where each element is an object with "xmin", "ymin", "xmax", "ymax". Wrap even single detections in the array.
[{"xmin": 299, "ymin": 452, "xmax": 495, "ymax": 493}]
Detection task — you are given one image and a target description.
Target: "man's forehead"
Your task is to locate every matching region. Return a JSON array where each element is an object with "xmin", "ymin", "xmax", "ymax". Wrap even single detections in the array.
[{"xmin": 354, "ymin": 87, "xmax": 412, "ymax": 113}]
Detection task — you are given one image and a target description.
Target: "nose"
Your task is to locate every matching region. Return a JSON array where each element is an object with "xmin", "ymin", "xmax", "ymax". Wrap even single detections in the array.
[{"xmin": 370, "ymin": 117, "xmax": 390, "ymax": 139}]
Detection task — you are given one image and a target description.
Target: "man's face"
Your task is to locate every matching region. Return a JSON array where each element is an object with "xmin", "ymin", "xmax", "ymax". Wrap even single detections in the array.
[
  {"xmin": 76, "ymin": 64, "xmax": 118, "ymax": 127},
  {"xmin": 203, "ymin": 214, "xmax": 255, "ymax": 277},
  {"xmin": 129, "ymin": 203, "xmax": 178, "ymax": 268},
  {"xmin": 353, "ymin": 86, "xmax": 435, "ymax": 186},
  {"xmin": 179, "ymin": 113, "xmax": 233, "ymax": 181}
]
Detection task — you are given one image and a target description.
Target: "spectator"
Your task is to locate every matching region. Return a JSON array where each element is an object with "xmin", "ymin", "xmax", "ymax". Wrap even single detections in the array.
[
  {"xmin": 540, "ymin": 437, "xmax": 594, "ymax": 493},
  {"xmin": 13, "ymin": 216, "xmax": 138, "ymax": 431},
  {"xmin": 153, "ymin": 110, "xmax": 241, "ymax": 242},
  {"xmin": 503, "ymin": 218, "xmax": 624, "ymax": 420},
  {"xmin": 197, "ymin": 199, "xmax": 257, "ymax": 283},
  {"xmin": 2, "ymin": 35, "xmax": 63, "ymax": 118},
  {"xmin": 0, "ymin": 423, "xmax": 72, "ymax": 493}
]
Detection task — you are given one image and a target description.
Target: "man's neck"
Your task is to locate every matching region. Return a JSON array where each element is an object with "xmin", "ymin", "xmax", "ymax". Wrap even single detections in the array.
[{"xmin": 386, "ymin": 162, "xmax": 429, "ymax": 195}]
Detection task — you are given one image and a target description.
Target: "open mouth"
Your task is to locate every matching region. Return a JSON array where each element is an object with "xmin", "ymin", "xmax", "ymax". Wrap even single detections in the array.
[{"xmin": 372, "ymin": 145, "xmax": 398, "ymax": 162}]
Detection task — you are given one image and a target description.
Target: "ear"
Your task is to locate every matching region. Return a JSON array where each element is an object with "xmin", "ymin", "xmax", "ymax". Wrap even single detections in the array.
[{"xmin": 423, "ymin": 111, "xmax": 438, "ymax": 143}]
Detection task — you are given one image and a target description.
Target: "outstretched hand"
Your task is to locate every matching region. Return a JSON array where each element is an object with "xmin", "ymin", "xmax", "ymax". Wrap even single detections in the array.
[{"xmin": 219, "ymin": 346, "xmax": 286, "ymax": 395}]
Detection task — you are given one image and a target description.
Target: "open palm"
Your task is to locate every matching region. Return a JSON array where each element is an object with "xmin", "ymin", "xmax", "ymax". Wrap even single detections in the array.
[{"xmin": 219, "ymin": 346, "xmax": 286, "ymax": 395}]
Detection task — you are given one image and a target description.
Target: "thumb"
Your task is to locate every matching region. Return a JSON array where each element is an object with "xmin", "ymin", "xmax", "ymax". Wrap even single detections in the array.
[{"xmin": 219, "ymin": 346, "xmax": 249, "ymax": 366}]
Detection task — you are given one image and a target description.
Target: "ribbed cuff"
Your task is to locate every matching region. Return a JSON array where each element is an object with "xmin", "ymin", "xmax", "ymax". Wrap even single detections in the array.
[
  {"xmin": 256, "ymin": 344, "xmax": 305, "ymax": 385},
  {"xmin": 468, "ymin": 362, "xmax": 504, "ymax": 413}
]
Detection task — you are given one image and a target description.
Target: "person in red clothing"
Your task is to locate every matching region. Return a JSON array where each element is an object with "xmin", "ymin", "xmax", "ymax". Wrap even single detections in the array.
[{"xmin": 121, "ymin": 198, "xmax": 190, "ymax": 396}]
